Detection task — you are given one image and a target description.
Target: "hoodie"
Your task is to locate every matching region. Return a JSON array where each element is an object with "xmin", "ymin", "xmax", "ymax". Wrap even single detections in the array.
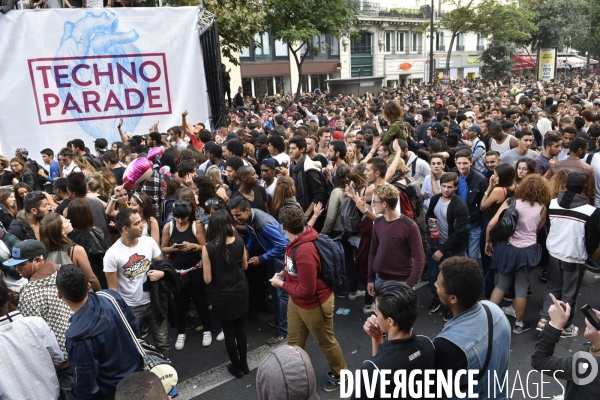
[
  {"xmin": 290, "ymin": 155, "xmax": 325, "ymax": 211},
  {"xmin": 8, "ymin": 209, "xmax": 36, "ymax": 241},
  {"xmin": 256, "ymin": 345, "xmax": 320, "ymax": 400},
  {"xmin": 66, "ymin": 290, "xmax": 141, "ymax": 400},
  {"xmin": 546, "ymin": 190, "xmax": 600, "ymax": 264},
  {"xmin": 282, "ymin": 226, "xmax": 331, "ymax": 309}
]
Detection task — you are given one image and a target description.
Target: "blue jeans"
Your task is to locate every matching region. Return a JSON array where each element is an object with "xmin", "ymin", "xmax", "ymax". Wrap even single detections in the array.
[
  {"xmin": 467, "ymin": 222, "xmax": 482, "ymax": 267},
  {"xmin": 428, "ymin": 249, "xmax": 467, "ymax": 298},
  {"xmin": 267, "ymin": 259, "xmax": 288, "ymax": 336},
  {"xmin": 57, "ymin": 367, "xmax": 74, "ymax": 400}
]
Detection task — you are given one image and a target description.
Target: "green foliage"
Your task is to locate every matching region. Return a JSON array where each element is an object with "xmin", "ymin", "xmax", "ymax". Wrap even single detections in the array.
[
  {"xmin": 167, "ymin": 0, "xmax": 269, "ymax": 65},
  {"xmin": 520, "ymin": 0, "xmax": 588, "ymax": 50},
  {"xmin": 480, "ymin": 39, "xmax": 515, "ymax": 80},
  {"xmin": 571, "ymin": 0, "xmax": 600, "ymax": 58},
  {"xmin": 266, "ymin": 0, "xmax": 358, "ymax": 95}
]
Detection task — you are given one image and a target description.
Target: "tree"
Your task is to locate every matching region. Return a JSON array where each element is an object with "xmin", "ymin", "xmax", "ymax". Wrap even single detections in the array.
[
  {"xmin": 168, "ymin": 0, "xmax": 269, "ymax": 65},
  {"xmin": 571, "ymin": 0, "xmax": 600, "ymax": 59},
  {"xmin": 521, "ymin": 0, "xmax": 588, "ymax": 51},
  {"xmin": 480, "ymin": 39, "xmax": 515, "ymax": 80},
  {"xmin": 266, "ymin": 0, "xmax": 357, "ymax": 96},
  {"xmin": 437, "ymin": 0, "xmax": 535, "ymax": 74}
]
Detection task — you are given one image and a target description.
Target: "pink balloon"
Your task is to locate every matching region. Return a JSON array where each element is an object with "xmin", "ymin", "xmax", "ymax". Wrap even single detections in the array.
[
  {"xmin": 148, "ymin": 146, "xmax": 163, "ymax": 162},
  {"xmin": 123, "ymin": 157, "xmax": 153, "ymax": 190}
]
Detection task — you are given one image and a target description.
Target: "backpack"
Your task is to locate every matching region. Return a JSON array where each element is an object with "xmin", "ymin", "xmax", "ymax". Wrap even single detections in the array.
[
  {"xmin": 46, "ymin": 243, "xmax": 76, "ymax": 265},
  {"xmin": 392, "ymin": 180, "xmax": 423, "ymax": 220},
  {"xmin": 340, "ymin": 190, "xmax": 362, "ymax": 234},
  {"xmin": 26, "ymin": 160, "xmax": 46, "ymax": 190},
  {"xmin": 489, "ymin": 197, "xmax": 519, "ymax": 243},
  {"xmin": 291, "ymin": 234, "xmax": 346, "ymax": 293}
]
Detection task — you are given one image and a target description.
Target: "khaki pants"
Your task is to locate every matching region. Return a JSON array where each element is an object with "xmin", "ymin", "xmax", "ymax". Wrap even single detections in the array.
[{"xmin": 287, "ymin": 293, "xmax": 347, "ymax": 376}]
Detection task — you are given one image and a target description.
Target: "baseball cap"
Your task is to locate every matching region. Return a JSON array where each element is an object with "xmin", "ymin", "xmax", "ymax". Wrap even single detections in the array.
[
  {"xmin": 593, "ymin": 99, "xmax": 600, "ymax": 105},
  {"xmin": 256, "ymin": 135, "xmax": 268, "ymax": 144},
  {"xmin": 428, "ymin": 123, "xmax": 445, "ymax": 134},
  {"xmin": 435, "ymin": 99, "xmax": 444, "ymax": 106},
  {"xmin": 93, "ymin": 138, "xmax": 109, "ymax": 152},
  {"xmin": 261, "ymin": 158, "xmax": 280, "ymax": 170},
  {"xmin": 332, "ymin": 130, "xmax": 344, "ymax": 140},
  {"xmin": 466, "ymin": 125, "xmax": 482, "ymax": 135},
  {"xmin": 225, "ymin": 132, "xmax": 238, "ymax": 142},
  {"xmin": 464, "ymin": 111, "xmax": 476, "ymax": 119},
  {"xmin": 3, "ymin": 240, "xmax": 47, "ymax": 267}
]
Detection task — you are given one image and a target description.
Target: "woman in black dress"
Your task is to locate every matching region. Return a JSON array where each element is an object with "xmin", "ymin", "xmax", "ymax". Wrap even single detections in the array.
[{"xmin": 202, "ymin": 209, "xmax": 249, "ymax": 379}]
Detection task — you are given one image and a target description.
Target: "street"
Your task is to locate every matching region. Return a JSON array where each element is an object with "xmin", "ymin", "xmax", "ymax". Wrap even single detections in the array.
[{"xmin": 170, "ymin": 270, "xmax": 597, "ymax": 400}]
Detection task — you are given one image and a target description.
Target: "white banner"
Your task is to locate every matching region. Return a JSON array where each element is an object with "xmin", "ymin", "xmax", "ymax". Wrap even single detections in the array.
[
  {"xmin": 0, "ymin": 8, "xmax": 210, "ymax": 163},
  {"xmin": 385, "ymin": 59, "xmax": 425, "ymax": 74}
]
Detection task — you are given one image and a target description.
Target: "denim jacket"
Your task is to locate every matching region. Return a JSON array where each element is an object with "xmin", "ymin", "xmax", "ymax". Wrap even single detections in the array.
[{"xmin": 437, "ymin": 300, "xmax": 511, "ymax": 400}]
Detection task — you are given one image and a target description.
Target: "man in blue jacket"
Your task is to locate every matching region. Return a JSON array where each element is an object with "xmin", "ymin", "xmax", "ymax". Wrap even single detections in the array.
[
  {"xmin": 56, "ymin": 265, "xmax": 141, "ymax": 400},
  {"xmin": 230, "ymin": 197, "xmax": 289, "ymax": 346}
]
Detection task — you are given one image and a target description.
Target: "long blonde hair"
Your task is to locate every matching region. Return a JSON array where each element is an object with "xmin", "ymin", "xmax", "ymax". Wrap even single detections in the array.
[{"xmin": 206, "ymin": 165, "xmax": 224, "ymax": 186}]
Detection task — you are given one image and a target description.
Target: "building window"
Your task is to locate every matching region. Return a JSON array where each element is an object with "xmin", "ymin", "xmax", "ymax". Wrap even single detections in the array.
[
  {"xmin": 351, "ymin": 32, "xmax": 372, "ymax": 54},
  {"xmin": 397, "ymin": 32, "xmax": 406, "ymax": 52},
  {"xmin": 240, "ymin": 76, "xmax": 291, "ymax": 97},
  {"xmin": 384, "ymin": 31, "xmax": 392, "ymax": 53},
  {"xmin": 412, "ymin": 33, "xmax": 421, "ymax": 52},
  {"xmin": 436, "ymin": 32, "xmax": 445, "ymax": 51},
  {"xmin": 330, "ymin": 37, "xmax": 340, "ymax": 56},
  {"xmin": 306, "ymin": 34, "xmax": 341, "ymax": 60},
  {"xmin": 476, "ymin": 35, "xmax": 485, "ymax": 51},
  {"xmin": 456, "ymin": 33, "xmax": 465, "ymax": 51},
  {"xmin": 238, "ymin": 31, "xmax": 289, "ymax": 62}
]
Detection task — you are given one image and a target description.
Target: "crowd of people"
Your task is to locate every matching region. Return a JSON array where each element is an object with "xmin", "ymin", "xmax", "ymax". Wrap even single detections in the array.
[{"xmin": 2, "ymin": 73, "xmax": 600, "ymax": 399}]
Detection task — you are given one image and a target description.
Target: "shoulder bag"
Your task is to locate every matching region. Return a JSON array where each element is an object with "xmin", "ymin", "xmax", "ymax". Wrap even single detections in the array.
[{"xmin": 97, "ymin": 291, "xmax": 178, "ymax": 394}]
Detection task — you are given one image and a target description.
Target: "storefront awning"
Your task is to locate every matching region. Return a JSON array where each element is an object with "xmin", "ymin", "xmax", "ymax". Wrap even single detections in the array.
[
  {"xmin": 511, "ymin": 55, "xmax": 536, "ymax": 71},
  {"xmin": 557, "ymin": 56, "xmax": 586, "ymax": 69}
]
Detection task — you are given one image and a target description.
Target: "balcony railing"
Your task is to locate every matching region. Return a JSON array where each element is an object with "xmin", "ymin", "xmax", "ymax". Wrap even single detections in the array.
[
  {"xmin": 397, "ymin": 45, "xmax": 406, "ymax": 52},
  {"xmin": 351, "ymin": 45, "xmax": 373, "ymax": 54},
  {"xmin": 349, "ymin": 1, "xmax": 428, "ymax": 18},
  {"xmin": 412, "ymin": 45, "xmax": 422, "ymax": 52},
  {"xmin": 456, "ymin": 45, "xmax": 465, "ymax": 51},
  {"xmin": 379, "ymin": 8, "xmax": 427, "ymax": 19},
  {"xmin": 476, "ymin": 45, "xmax": 485, "ymax": 51},
  {"xmin": 437, "ymin": 45, "xmax": 445, "ymax": 51}
]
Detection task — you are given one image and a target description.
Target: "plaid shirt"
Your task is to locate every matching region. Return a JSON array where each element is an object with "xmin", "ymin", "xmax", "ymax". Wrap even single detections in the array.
[{"xmin": 141, "ymin": 167, "xmax": 163, "ymax": 219}]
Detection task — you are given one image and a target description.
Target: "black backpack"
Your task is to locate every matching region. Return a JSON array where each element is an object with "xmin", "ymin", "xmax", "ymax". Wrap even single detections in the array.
[
  {"xmin": 26, "ymin": 160, "xmax": 46, "ymax": 190},
  {"xmin": 340, "ymin": 195, "xmax": 362, "ymax": 234},
  {"xmin": 490, "ymin": 197, "xmax": 519, "ymax": 242}
]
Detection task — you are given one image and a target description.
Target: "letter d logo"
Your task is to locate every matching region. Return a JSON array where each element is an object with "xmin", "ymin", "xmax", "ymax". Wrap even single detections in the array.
[{"xmin": 572, "ymin": 351, "xmax": 598, "ymax": 385}]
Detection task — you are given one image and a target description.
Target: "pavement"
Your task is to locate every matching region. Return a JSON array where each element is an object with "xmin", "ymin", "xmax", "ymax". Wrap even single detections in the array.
[{"xmin": 168, "ymin": 269, "xmax": 599, "ymax": 400}]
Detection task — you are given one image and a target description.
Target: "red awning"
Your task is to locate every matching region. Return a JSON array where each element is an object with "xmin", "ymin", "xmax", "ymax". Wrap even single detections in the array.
[{"xmin": 512, "ymin": 55, "xmax": 536, "ymax": 71}]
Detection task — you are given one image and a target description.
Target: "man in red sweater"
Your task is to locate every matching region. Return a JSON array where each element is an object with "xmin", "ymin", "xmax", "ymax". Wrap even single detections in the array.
[
  {"xmin": 367, "ymin": 184, "xmax": 426, "ymax": 296},
  {"xmin": 269, "ymin": 205, "xmax": 347, "ymax": 393}
]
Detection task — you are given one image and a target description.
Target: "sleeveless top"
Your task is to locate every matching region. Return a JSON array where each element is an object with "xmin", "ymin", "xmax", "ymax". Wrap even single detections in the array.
[
  {"xmin": 509, "ymin": 199, "xmax": 544, "ymax": 248},
  {"xmin": 490, "ymin": 134, "xmax": 514, "ymax": 155},
  {"xmin": 169, "ymin": 222, "xmax": 200, "ymax": 269},
  {"xmin": 487, "ymin": 188, "xmax": 515, "ymax": 221},
  {"xmin": 205, "ymin": 237, "xmax": 248, "ymax": 321}
]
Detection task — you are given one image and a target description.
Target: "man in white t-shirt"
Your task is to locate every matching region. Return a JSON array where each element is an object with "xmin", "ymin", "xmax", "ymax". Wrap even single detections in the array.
[{"xmin": 103, "ymin": 208, "xmax": 168, "ymax": 357}]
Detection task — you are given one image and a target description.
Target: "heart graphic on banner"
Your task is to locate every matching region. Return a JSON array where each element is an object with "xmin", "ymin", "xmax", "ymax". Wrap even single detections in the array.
[{"xmin": 53, "ymin": 12, "xmax": 148, "ymax": 142}]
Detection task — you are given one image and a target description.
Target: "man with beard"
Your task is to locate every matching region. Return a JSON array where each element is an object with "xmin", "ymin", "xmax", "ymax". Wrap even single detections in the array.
[
  {"xmin": 288, "ymin": 136, "xmax": 326, "ymax": 220},
  {"xmin": 305, "ymin": 135, "xmax": 328, "ymax": 168},
  {"xmin": 325, "ymin": 140, "xmax": 347, "ymax": 186},
  {"xmin": 361, "ymin": 124, "xmax": 378, "ymax": 157},
  {"xmin": 536, "ymin": 134, "xmax": 563, "ymax": 176},
  {"xmin": 8, "ymin": 191, "xmax": 51, "ymax": 240}
]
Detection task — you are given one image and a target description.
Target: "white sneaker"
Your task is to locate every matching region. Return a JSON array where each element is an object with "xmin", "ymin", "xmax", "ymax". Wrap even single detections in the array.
[
  {"xmin": 363, "ymin": 304, "xmax": 376, "ymax": 314},
  {"xmin": 216, "ymin": 330, "xmax": 225, "ymax": 341},
  {"xmin": 502, "ymin": 305, "xmax": 516, "ymax": 319},
  {"xmin": 175, "ymin": 334, "xmax": 186, "ymax": 350},
  {"xmin": 349, "ymin": 290, "xmax": 366, "ymax": 300},
  {"xmin": 202, "ymin": 331, "xmax": 213, "ymax": 347}
]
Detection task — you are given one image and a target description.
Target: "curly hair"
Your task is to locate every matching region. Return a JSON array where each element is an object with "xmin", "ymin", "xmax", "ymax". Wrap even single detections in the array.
[
  {"xmin": 382, "ymin": 100, "xmax": 404, "ymax": 122},
  {"xmin": 547, "ymin": 168, "xmax": 570, "ymax": 199},
  {"xmin": 515, "ymin": 175, "xmax": 550, "ymax": 206},
  {"xmin": 439, "ymin": 256, "xmax": 484, "ymax": 310},
  {"xmin": 193, "ymin": 176, "xmax": 217, "ymax": 206}
]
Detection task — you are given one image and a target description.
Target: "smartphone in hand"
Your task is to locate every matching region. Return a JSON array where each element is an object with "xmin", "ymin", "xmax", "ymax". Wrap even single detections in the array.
[{"xmin": 581, "ymin": 304, "xmax": 600, "ymax": 330}]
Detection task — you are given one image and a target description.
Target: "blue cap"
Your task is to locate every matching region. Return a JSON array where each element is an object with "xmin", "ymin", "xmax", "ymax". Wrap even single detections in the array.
[
  {"xmin": 261, "ymin": 158, "xmax": 280, "ymax": 169},
  {"xmin": 225, "ymin": 132, "xmax": 238, "ymax": 142},
  {"xmin": 466, "ymin": 125, "xmax": 482, "ymax": 135}
]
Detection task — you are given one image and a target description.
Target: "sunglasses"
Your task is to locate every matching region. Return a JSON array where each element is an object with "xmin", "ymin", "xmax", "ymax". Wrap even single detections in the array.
[{"xmin": 205, "ymin": 199, "xmax": 220, "ymax": 207}]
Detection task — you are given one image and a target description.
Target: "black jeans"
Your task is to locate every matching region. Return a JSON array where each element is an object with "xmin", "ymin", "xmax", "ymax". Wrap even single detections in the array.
[
  {"xmin": 175, "ymin": 269, "xmax": 211, "ymax": 334},
  {"xmin": 245, "ymin": 263, "xmax": 267, "ymax": 314},
  {"xmin": 224, "ymin": 86, "xmax": 232, "ymax": 108},
  {"xmin": 221, "ymin": 316, "xmax": 247, "ymax": 372}
]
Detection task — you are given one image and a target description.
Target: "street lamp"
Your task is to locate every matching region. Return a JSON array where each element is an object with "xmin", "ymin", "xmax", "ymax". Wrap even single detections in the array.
[
  {"xmin": 429, "ymin": 0, "xmax": 434, "ymax": 83},
  {"xmin": 587, "ymin": 0, "xmax": 593, "ymax": 75}
]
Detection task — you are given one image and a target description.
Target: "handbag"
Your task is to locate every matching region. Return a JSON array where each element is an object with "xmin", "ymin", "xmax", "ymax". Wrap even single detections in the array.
[
  {"xmin": 88, "ymin": 227, "xmax": 107, "ymax": 255},
  {"xmin": 490, "ymin": 197, "xmax": 519, "ymax": 243},
  {"xmin": 97, "ymin": 292, "xmax": 178, "ymax": 394}
]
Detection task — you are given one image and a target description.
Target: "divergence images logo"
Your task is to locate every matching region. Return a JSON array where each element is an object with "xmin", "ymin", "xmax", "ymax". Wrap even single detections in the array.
[
  {"xmin": 573, "ymin": 351, "xmax": 598, "ymax": 385},
  {"xmin": 27, "ymin": 12, "xmax": 172, "ymax": 139}
]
